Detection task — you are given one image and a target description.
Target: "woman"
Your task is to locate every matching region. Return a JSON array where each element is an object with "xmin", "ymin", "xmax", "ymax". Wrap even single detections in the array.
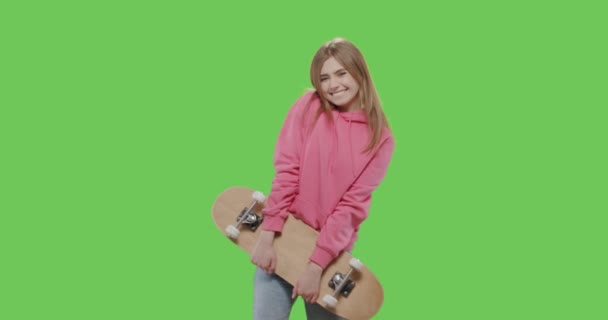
[{"xmin": 252, "ymin": 37, "xmax": 395, "ymax": 320}]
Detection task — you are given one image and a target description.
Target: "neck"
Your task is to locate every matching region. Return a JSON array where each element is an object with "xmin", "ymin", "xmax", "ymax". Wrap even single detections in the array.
[{"xmin": 339, "ymin": 100, "xmax": 362, "ymax": 112}]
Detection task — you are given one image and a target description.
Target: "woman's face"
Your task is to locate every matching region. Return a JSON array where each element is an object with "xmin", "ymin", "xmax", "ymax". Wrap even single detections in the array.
[{"xmin": 319, "ymin": 57, "xmax": 360, "ymax": 111}]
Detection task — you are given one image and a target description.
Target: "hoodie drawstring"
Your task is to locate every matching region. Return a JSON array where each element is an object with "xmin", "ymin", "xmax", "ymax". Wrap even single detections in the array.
[
  {"xmin": 329, "ymin": 114, "xmax": 339, "ymax": 174},
  {"xmin": 349, "ymin": 117, "xmax": 356, "ymax": 178}
]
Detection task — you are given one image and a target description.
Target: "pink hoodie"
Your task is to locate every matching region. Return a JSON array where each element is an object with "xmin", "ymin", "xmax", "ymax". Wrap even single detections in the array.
[{"xmin": 262, "ymin": 91, "xmax": 394, "ymax": 269}]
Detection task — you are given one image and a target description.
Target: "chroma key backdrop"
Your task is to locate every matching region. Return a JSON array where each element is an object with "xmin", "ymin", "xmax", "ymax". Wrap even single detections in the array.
[{"xmin": 1, "ymin": 1, "xmax": 605, "ymax": 319}]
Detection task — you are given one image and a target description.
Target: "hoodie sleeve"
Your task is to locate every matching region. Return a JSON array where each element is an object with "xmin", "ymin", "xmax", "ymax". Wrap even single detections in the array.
[
  {"xmin": 261, "ymin": 91, "xmax": 317, "ymax": 233},
  {"xmin": 309, "ymin": 134, "xmax": 395, "ymax": 269}
]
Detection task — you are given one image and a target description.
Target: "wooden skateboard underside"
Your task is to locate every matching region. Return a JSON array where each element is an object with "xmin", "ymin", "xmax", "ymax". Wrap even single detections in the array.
[{"xmin": 211, "ymin": 186, "xmax": 383, "ymax": 320}]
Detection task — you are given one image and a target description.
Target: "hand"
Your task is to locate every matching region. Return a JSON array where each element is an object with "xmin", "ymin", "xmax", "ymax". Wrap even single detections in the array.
[
  {"xmin": 291, "ymin": 262, "xmax": 323, "ymax": 303},
  {"xmin": 251, "ymin": 230, "xmax": 277, "ymax": 274}
]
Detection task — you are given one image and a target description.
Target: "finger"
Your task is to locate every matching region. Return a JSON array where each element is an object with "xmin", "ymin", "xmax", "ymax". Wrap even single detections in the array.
[
  {"xmin": 262, "ymin": 260, "xmax": 270, "ymax": 273},
  {"xmin": 291, "ymin": 287, "xmax": 297, "ymax": 300},
  {"xmin": 270, "ymin": 257, "xmax": 276, "ymax": 273},
  {"xmin": 309, "ymin": 293, "xmax": 316, "ymax": 304}
]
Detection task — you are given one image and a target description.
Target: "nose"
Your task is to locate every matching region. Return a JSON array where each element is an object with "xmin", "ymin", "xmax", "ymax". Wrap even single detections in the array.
[{"xmin": 328, "ymin": 77, "xmax": 340, "ymax": 91}]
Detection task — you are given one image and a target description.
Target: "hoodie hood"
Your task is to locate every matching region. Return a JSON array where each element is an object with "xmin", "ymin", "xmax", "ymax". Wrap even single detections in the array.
[{"xmin": 336, "ymin": 109, "xmax": 368, "ymax": 123}]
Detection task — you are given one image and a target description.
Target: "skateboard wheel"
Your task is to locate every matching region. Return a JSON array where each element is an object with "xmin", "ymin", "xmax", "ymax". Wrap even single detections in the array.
[
  {"xmin": 252, "ymin": 191, "xmax": 266, "ymax": 203},
  {"xmin": 225, "ymin": 225, "xmax": 240, "ymax": 239},
  {"xmin": 349, "ymin": 258, "xmax": 364, "ymax": 271},
  {"xmin": 323, "ymin": 294, "xmax": 338, "ymax": 308}
]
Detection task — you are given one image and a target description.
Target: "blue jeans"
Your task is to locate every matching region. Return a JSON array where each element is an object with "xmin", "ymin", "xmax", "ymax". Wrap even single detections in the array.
[{"xmin": 253, "ymin": 268, "xmax": 346, "ymax": 320}]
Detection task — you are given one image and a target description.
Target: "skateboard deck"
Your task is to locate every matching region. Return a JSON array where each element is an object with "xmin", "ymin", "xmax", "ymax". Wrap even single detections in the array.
[{"xmin": 211, "ymin": 186, "xmax": 384, "ymax": 320}]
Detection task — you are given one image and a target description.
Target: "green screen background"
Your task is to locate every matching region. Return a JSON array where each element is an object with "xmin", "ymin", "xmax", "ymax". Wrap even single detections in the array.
[{"xmin": 1, "ymin": 1, "xmax": 606, "ymax": 319}]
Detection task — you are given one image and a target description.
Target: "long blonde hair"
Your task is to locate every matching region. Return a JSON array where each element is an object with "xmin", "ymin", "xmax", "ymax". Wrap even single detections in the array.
[{"xmin": 308, "ymin": 38, "xmax": 389, "ymax": 153}]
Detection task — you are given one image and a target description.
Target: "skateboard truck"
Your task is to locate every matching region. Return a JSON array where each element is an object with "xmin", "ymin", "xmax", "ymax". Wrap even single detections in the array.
[
  {"xmin": 323, "ymin": 258, "xmax": 364, "ymax": 308},
  {"xmin": 225, "ymin": 191, "xmax": 266, "ymax": 239},
  {"xmin": 329, "ymin": 272, "xmax": 356, "ymax": 297}
]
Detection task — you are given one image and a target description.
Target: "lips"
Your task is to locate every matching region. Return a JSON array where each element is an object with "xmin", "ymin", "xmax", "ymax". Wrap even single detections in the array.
[{"xmin": 331, "ymin": 90, "xmax": 347, "ymax": 96}]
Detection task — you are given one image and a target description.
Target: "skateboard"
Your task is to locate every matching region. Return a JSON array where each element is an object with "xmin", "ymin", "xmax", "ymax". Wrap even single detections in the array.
[{"xmin": 211, "ymin": 186, "xmax": 384, "ymax": 320}]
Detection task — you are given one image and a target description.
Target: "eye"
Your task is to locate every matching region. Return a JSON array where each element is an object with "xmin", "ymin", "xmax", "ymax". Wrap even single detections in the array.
[
  {"xmin": 338, "ymin": 71, "xmax": 347, "ymax": 77},
  {"xmin": 320, "ymin": 77, "xmax": 328, "ymax": 82}
]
